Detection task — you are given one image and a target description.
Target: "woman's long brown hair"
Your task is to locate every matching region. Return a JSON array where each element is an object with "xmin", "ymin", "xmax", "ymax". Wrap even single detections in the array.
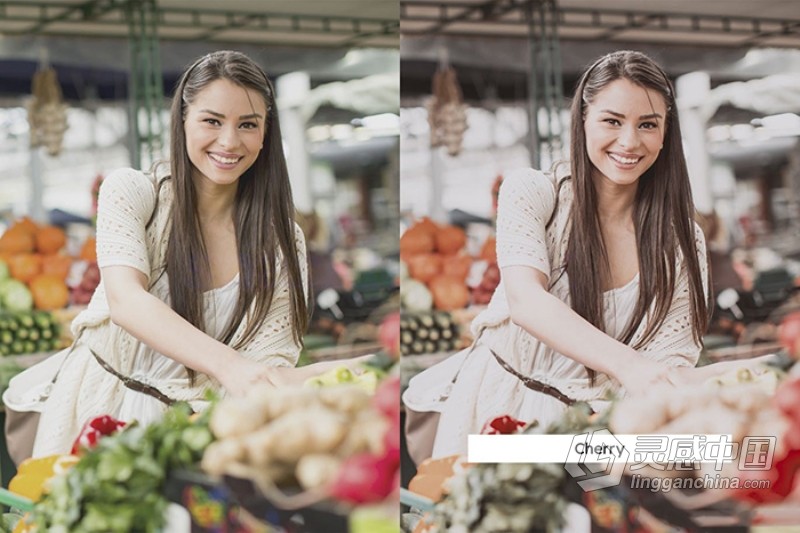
[
  {"xmin": 167, "ymin": 51, "xmax": 308, "ymax": 379},
  {"xmin": 566, "ymin": 51, "xmax": 709, "ymax": 372}
]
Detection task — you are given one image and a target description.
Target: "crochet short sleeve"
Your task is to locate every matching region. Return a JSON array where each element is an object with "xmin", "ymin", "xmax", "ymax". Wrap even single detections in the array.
[
  {"xmin": 95, "ymin": 168, "xmax": 157, "ymax": 277},
  {"xmin": 496, "ymin": 168, "xmax": 557, "ymax": 277}
]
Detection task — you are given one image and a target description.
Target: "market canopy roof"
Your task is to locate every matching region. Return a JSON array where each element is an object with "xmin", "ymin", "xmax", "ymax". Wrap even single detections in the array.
[
  {"xmin": 400, "ymin": 1, "xmax": 800, "ymax": 102},
  {"xmin": 0, "ymin": 1, "xmax": 399, "ymax": 101},
  {"xmin": 0, "ymin": 0, "xmax": 398, "ymax": 48},
  {"xmin": 401, "ymin": 0, "xmax": 800, "ymax": 48}
]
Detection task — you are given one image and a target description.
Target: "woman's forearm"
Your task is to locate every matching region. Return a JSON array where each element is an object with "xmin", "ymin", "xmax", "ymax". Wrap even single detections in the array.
[
  {"xmin": 102, "ymin": 267, "xmax": 240, "ymax": 382},
  {"xmin": 503, "ymin": 265, "xmax": 641, "ymax": 382}
]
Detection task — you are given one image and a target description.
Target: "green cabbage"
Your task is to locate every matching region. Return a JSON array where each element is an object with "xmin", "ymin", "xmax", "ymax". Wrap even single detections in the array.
[{"xmin": 0, "ymin": 280, "xmax": 33, "ymax": 312}]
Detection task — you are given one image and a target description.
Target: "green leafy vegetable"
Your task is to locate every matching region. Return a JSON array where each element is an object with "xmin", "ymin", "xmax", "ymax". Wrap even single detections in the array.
[{"xmin": 33, "ymin": 403, "xmax": 214, "ymax": 532}]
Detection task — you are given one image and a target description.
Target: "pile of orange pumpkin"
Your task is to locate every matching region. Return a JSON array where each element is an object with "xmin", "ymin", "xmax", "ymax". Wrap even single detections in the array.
[
  {"xmin": 0, "ymin": 217, "xmax": 95, "ymax": 311},
  {"xmin": 400, "ymin": 218, "xmax": 497, "ymax": 311}
]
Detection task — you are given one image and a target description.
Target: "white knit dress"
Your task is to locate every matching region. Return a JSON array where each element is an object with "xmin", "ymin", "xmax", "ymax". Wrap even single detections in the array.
[
  {"xmin": 402, "ymin": 167, "xmax": 709, "ymax": 459},
  {"xmin": 3, "ymin": 168, "xmax": 308, "ymax": 457}
]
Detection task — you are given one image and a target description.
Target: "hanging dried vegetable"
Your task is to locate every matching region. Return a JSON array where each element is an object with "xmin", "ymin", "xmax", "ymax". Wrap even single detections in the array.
[
  {"xmin": 426, "ymin": 66, "xmax": 468, "ymax": 156},
  {"xmin": 26, "ymin": 67, "xmax": 69, "ymax": 156}
]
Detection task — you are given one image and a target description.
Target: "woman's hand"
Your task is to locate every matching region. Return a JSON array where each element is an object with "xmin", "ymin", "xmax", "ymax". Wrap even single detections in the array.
[
  {"xmin": 614, "ymin": 357, "xmax": 676, "ymax": 396},
  {"xmin": 264, "ymin": 355, "xmax": 375, "ymax": 387},
  {"xmin": 216, "ymin": 354, "xmax": 377, "ymax": 395},
  {"xmin": 215, "ymin": 356, "xmax": 280, "ymax": 396}
]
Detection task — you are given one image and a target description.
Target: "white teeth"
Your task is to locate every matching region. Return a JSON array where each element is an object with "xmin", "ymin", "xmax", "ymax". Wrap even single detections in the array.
[
  {"xmin": 209, "ymin": 153, "xmax": 239, "ymax": 165},
  {"xmin": 609, "ymin": 153, "xmax": 639, "ymax": 165}
]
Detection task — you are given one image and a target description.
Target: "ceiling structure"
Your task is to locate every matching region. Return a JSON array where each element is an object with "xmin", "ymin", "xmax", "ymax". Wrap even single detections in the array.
[
  {"xmin": 0, "ymin": 1, "xmax": 400, "ymax": 168},
  {"xmin": 401, "ymin": 0, "xmax": 800, "ymax": 48},
  {"xmin": 400, "ymin": 1, "xmax": 800, "ymax": 101},
  {"xmin": 400, "ymin": 0, "xmax": 800, "ymax": 171},
  {"xmin": 0, "ymin": 0, "xmax": 399, "ymax": 48},
  {"xmin": 0, "ymin": 1, "xmax": 399, "ymax": 102}
]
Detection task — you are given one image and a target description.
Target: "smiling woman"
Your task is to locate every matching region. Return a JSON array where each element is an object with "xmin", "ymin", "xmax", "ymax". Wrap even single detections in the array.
[
  {"xmin": 403, "ymin": 50, "xmax": 711, "ymax": 461},
  {"xmin": 184, "ymin": 79, "xmax": 266, "ymax": 187},
  {"xmin": 3, "ymin": 51, "xmax": 314, "ymax": 460}
]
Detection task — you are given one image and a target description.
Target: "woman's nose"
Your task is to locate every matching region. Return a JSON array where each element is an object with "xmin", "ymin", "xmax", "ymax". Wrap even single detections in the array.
[
  {"xmin": 218, "ymin": 125, "xmax": 241, "ymax": 148},
  {"xmin": 618, "ymin": 125, "xmax": 641, "ymax": 149}
]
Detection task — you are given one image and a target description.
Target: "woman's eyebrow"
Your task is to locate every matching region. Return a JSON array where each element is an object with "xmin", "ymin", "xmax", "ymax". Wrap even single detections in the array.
[
  {"xmin": 198, "ymin": 109, "xmax": 263, "ymax": 120},
  {"xmin": 600, "ymin": 109, "xmax": 663, "ymax": 120}
]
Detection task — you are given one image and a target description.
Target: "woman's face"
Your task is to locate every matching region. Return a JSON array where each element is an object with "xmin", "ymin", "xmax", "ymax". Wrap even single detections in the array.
[
  {"xmin": 184, "ymin": 78, "xmax": 267, "ymax": 187},
  {"xmin": 583, "ymin": 78, "xmax": 667, "ymax": 188}
]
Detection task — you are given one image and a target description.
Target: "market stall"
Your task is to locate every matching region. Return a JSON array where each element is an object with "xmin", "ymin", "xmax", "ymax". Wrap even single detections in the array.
[
  {"xmin": 0, "ymin": 1, "xmax": 400, "ymax": 531},
  {"xmin": 399, "ymin": 0, "xmax": 800, "ymax": 530},
  {"xmin": 1, "ymin": 352, "xmax": 402, "ymax": 532}
]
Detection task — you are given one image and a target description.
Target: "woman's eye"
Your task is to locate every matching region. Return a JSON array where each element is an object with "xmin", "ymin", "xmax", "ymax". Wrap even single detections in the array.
[
  {"xmin": 640, "ymin": 121, "xmax": 658, "ymax": 130},
  {"xmin": 603, "ymin": 118, "xmax": 620, "ymax": 126},
  {"xmin": 203, "ymin": 118, "xmax": 221, "ymax": 126},
  {"xmin": 240, "ymin": 122, "xmax": 258, "ymax": 130}
]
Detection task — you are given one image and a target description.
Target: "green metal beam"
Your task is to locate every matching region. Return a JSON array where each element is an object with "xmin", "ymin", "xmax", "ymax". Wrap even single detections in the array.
[
  {"xmin": 126, "ymin": 0, "xmax": 164, "ymax": 169},
  {"xmin": 525, "ymin": 0, "xmax": 563, "ymax": 168}
]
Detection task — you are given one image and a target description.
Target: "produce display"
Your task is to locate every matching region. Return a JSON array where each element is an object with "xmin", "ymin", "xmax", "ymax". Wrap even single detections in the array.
[
  {"xmin": 404, "ymin": 313, "xmax": 800, "ymax": 532},
  {"xmin": 7, "ymin": 350, "xmax": 400, "ymax": 533},
  {"xmin": 201, "ymin": 375, "xmax": 400, "ymax": 508},
  {"xmin": 0, "ymin": 310, "xmax": 62, "ymax": 356},
  {"xmin": 409, "ymin": 409, "xmax": 593, "ymax": 533},
  {"xmin": 400, "ymin": 311, "xmax": 461, "ymax": 356},
  {"xmin": 2, "ymin": 313, "xmax": 401, "ymax": 533},
  {"xmin": 13, "ymin": 406, "xmax": 210, "ymax": 532},
  {"xmin": 400, "ymin": 217, "xmax": 499, "ymax": 315},
  {"xmin": 304, "ymin": 364, "xmax": 383, "ymax": 393},
  {"xmin": 0, "ymin": 217, "xmax": 99, "ymax": 356}
]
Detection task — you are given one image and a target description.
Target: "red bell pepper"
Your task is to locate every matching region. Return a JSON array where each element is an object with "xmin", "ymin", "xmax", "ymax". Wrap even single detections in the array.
[
  {"xmin": 481, "ymin": 415, "xmax": 527, "ymax": 435},
  {"xmin": 71, "ymin": 415, "xmax": 126, "ymax": 454}
]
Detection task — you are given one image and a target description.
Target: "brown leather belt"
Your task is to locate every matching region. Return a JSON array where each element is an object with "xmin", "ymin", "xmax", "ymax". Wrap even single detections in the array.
[
  {"xmin": 89, "ymin": 348, "xmax": 177, "ymax": 407},
  {"xmin": 488, "ymin": 347, "xmax": 585, "ymax": 408}
]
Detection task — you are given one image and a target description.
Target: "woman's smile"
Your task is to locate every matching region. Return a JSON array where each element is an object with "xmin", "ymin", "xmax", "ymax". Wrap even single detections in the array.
[{"xmin": 207, "ymin": 151, "xmax": 244, "ymax": 169}]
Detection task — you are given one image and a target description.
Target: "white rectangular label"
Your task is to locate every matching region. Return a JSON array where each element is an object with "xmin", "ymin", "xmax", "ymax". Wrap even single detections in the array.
[{"xmin": 467, "ymin": 433, "xmax": 741, "ymax": 465}]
